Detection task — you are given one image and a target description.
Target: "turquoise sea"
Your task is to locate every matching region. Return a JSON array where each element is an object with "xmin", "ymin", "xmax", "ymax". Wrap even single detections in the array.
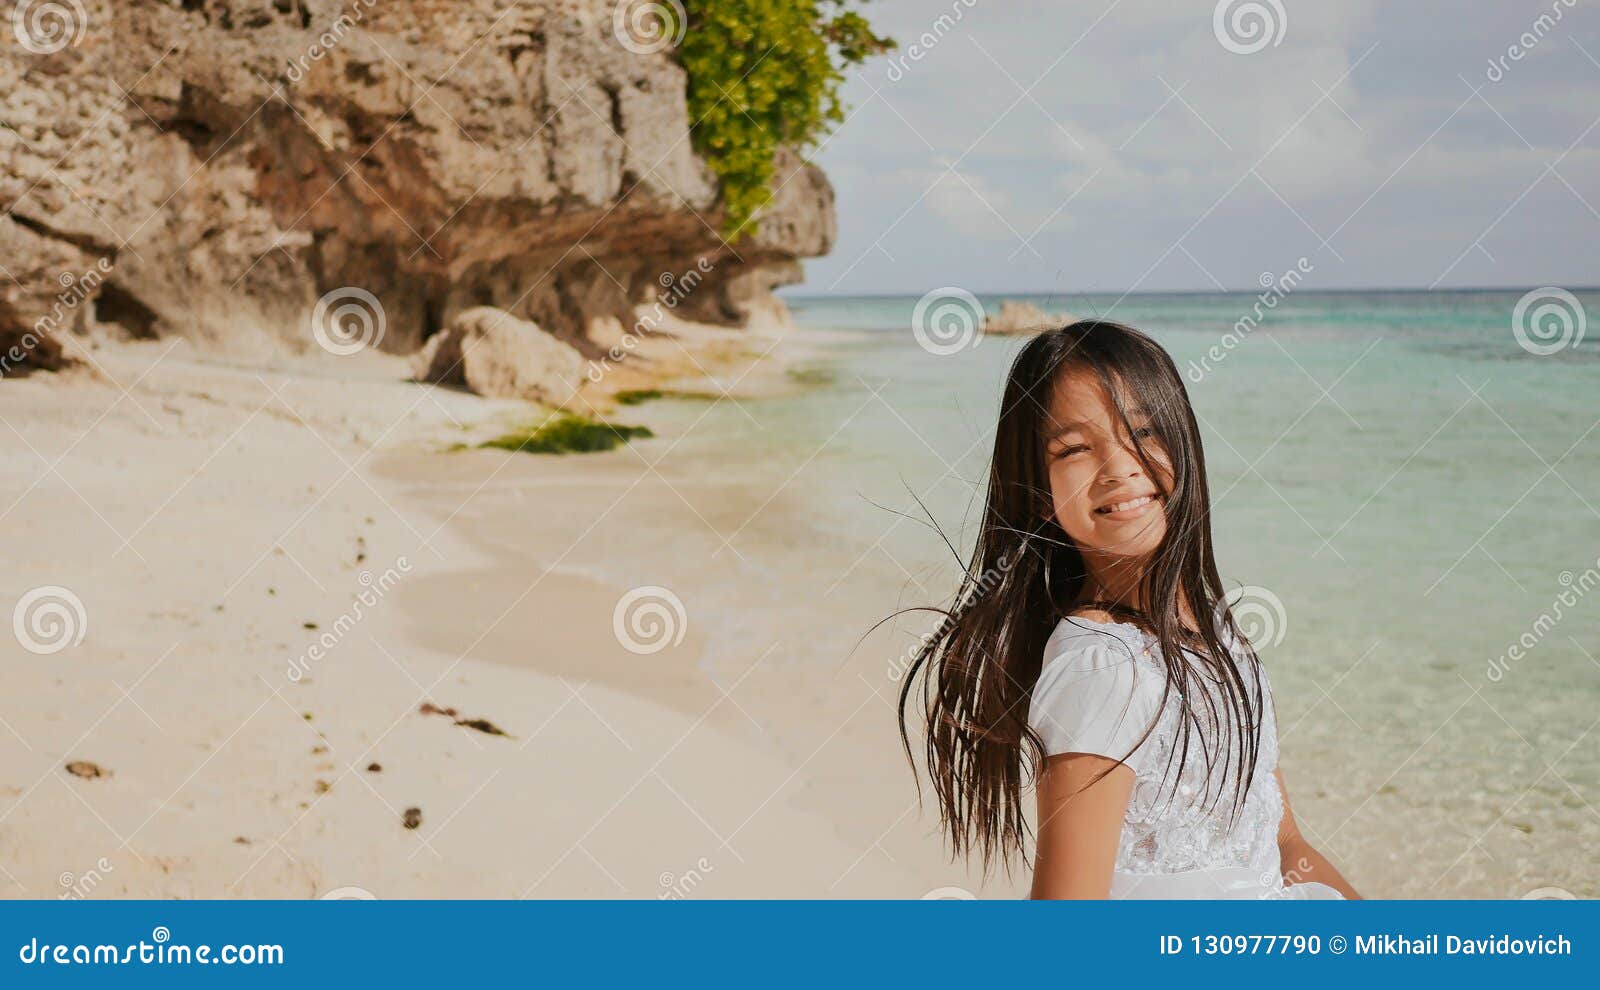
[{"xmin": 571, "ymin": 288, "xmax": 1600, "ymax": 896}]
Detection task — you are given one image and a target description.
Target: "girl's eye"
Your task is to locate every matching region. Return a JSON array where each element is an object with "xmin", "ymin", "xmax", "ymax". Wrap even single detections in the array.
[
  {"xmin": 1133, "ymin": 426, "xmax": 1156, "ymax": 440},
  {"xmin": 1056, "ymin": 444, "xmax": 1088, "ymax": 459}
]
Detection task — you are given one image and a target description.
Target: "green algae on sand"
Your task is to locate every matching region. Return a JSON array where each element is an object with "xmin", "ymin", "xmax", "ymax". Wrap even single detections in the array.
[{"xmin": 478, "ymin": 413, "xmax": 653, "ymax": 454}]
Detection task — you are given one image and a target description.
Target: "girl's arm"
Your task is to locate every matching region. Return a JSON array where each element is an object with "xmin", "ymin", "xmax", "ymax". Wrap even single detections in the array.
[
  {"xmin": 1030, "ymin": 753, "xmax": 1135, "ymax": 899},
  {"xmin": 1274, "ymin": 769, "xmax": 1361, "ymax": 899}
]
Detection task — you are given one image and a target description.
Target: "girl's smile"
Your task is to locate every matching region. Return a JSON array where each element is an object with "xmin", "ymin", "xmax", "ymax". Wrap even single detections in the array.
[{"xmin": 1093, "ymin": 491, "xmax": 1162, "ymax": 520}]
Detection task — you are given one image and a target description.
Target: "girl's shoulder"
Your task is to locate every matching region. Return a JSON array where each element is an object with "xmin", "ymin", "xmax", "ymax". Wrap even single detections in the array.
[
  {"xmin": 1043, "ymin": 609, "xmax": 1157, "ymax": 664},
  {"xmin": 1030, "ymin": 612, "xmax": 1167, "ymax": 761}
]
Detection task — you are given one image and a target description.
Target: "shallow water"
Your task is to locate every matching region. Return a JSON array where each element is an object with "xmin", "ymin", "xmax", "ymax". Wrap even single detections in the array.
[{"xmin": 541, "ymin": 289, "xmax": 1600, "ymax": 897}]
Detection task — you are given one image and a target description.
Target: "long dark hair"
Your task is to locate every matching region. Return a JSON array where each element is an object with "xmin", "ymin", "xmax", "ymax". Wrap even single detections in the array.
[{"xmin": 896, "ymin": 319, "xmax": 1264, "ymax": 875}]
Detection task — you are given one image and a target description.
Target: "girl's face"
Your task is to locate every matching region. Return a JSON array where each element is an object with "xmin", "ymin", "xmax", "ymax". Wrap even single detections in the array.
[{"xmin": 1043, "ymin": 366, "xmax": 1174, "ymax": 561}]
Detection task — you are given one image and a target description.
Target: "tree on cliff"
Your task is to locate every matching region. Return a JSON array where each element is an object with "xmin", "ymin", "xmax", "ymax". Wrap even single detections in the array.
[{"xmin": 673, "ymin": 1, "xmax": 892, "ymax": 237}]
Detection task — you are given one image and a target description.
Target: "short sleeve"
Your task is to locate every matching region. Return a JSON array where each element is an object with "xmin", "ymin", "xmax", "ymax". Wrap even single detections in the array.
[{"xmin": 1028, "ymin": 627, "xmax": 1165, "ymax": 763}]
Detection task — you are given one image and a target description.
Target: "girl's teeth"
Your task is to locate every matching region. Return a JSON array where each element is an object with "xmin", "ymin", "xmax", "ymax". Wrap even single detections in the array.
[{"xmin": 1104, "ymin": 495, "xmax": 1153, "ymax": 513}]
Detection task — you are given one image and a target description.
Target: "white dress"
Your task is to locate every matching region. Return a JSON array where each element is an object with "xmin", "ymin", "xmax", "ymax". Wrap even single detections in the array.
[{"xmin": 1028, "ymin": 616, "xmax": 1344, "ymax": 900}]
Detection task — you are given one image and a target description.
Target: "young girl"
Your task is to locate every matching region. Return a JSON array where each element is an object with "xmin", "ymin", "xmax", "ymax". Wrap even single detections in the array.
[{"xmin": 898, "ymin": 320, "xmax": 1358, "ymax": 900}]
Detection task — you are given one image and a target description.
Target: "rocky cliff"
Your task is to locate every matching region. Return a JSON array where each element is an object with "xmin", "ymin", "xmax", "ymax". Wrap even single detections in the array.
[{"xmin": 0, "ymin": 0, "xmax": 836, "ymax": 373}]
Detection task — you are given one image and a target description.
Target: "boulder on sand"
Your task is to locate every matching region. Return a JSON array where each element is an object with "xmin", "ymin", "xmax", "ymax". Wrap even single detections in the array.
[
  {"xmin": 983, "ymin": 300, "xmax": 1073, "ymax": 335},
  {"xmin": 410, "ymin": 307, "xmax": 584, "ymax": 406}
]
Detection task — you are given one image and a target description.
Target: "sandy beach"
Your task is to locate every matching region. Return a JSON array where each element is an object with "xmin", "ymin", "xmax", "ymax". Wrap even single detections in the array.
[{"xmin": 0, "ymin": 327, "xmax": 1011, "ymax": 900}]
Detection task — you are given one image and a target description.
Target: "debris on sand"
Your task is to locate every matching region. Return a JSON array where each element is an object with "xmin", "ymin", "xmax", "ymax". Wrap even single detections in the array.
[
  {"xmin": 420, "ymin": 702, "xmax": 511, "ymax": 737},
  {"xmin": 455, "ymin": 717, "xmax": 510, "ymax": 737}
]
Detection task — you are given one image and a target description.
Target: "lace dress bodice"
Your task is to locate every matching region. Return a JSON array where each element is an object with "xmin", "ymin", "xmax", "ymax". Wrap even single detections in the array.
[{"xmin": 1028, "ymin": 616, "xmax": 1339, "ymax": 900}]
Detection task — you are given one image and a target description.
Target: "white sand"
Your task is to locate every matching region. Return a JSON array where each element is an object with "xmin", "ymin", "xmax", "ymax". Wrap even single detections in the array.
[{"xmin": 0, "ymin": 333, "xmax": 1012, "ymax": 899}]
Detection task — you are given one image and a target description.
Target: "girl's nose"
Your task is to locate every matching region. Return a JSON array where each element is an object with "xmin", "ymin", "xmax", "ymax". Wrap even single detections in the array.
[{"xmin": 1100, "ymin": 446, "xmax": 1145, "ymax": 482}]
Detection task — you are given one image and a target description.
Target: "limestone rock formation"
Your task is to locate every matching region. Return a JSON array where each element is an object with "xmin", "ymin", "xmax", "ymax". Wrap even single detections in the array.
[
  {"xmin": 984, "ymin": 300, "xmax": 1072, "ymax": 336},
  {"xmin": 411, "ymin": 306, "xmax": 582, "ymax": 406},
  {"xmin": 0, "ymin": 0, "xmax": 836, "ymax": 375}
]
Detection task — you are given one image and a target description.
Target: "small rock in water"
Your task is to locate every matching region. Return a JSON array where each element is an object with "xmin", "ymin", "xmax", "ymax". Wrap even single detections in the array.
[
  {"xmin": 65, "ymin": 761, "xmax": 105, "ymax": 779},
  {"xmin": 366, "ymin": 762, "xmax": 383, "ymax": 773},
  {"xmin": 419, "ymin": 702, "xmax": 459, "ymax": 718},
  {"xmin": 402, "ymin": 807, "xmax": 423, "ymax": 830},
  {"xmin": 314, "ymin": 779, "xmax": 332, "ymax": 795}
]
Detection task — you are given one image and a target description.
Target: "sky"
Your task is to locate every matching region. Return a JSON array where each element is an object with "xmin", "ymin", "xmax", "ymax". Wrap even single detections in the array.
[{"xmin": 787, "ymin": 0, "xmax": 1600, "ymax": 296}]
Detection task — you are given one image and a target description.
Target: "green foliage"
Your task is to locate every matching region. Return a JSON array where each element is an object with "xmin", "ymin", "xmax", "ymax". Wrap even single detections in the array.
[
  {"xmin": 614, "ymin": 388, "xmax": 722, "ymax": 405},
  {"xmin": 676, "ymin": 1, "xmax": 892, "ymax": 238},
  {"xmin": 614, "ymin": 389, "xmax": 664, "ymax": 405},
  {"xmin": 478, "ymin": 413, "xmax": 654, "ymax": 454}
]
